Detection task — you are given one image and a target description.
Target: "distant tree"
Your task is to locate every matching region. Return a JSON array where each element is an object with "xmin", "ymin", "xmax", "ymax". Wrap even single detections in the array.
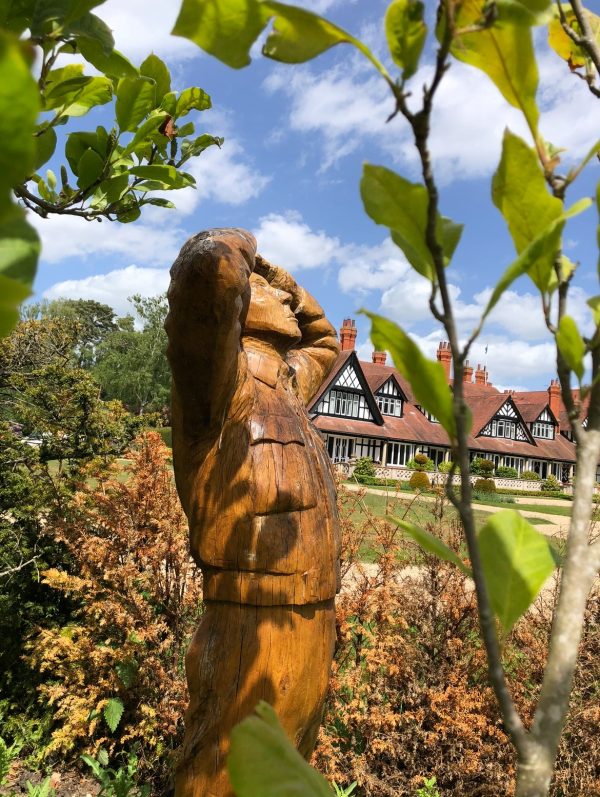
[{"xmin": 94, "ymin": 294, "xmax": 170, "ymax": 415}]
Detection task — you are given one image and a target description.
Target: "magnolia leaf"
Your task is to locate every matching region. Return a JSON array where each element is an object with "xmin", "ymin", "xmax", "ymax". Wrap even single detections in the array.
[
  {"xmin": 0, "ymin": 31, "xmax": 39, "ymax": 192},
  {"xmin": 175, "ymin": 86, "xmax": 212, "ymax": 117},
  {"xmin": 482, "ymin": 197, "xmax": 591, "ymax": 319},
  {"xmin": 387, "ymin": 517, "xmax": 471, "ymax": 575},
  {"xmin": 362, "ymin": 164, "xmax": 462, "ymax": 280},
  {"xmin": 140, "ymin": 54, "xmax": 171, "ymax": 102},
  {"xmin": 172, "ymin": 0, "xmax": 273, "ymax": 69},
  {"xmin": 445, "ymin": 0, "xmax": 539, "ymax": 133},
  {"xmin": 103, "ymin": 698, "xmax": 124, "ymax": 733},
  {"xmin": 34, "ymin": 126, "xmax": 57, "ymax": 170},
  {"xmin": 228, "ymin": 701, "xmax": 333, "ymax": 797},
  {"xmin": 385, "ymin": 0, "xmax": 427, "ymax": 79},
  {"xmin": 493, "ymin": 129, "xmax": 564, "ymax": 291},
  {"xmin": 479, "ymin": 510, "xmax": 558, "ymax": 633},
  {"xmin": 0, "ymin": 273, "xmax": 32, "ymax": 336},
  {"xmin": 587, "ymin": 295, "xmax": 600, "ymax": 325},
  {"xmin": 77, "ymin": 148, "xmax": 104, "ymax": 189},
  {"xmin": 60, "ymin": 76, "xmax": 113, "ymax": 117},
  {"xmin": 67, "ymin": 12, "xmax": 115, "ymax": 54},
  {"xmin": 78, "ymin": 38, "xmax": 139, "ymax": 79},
  {"xmin": 556, "ymin": 315, "xmax": 586, "ymax": 381},
  {"xmin": 263, "ymin": 1, "xmax": 355, "ymax": 63},
  {"xmin": 548, "ymin": 5, "xmax": 600, "ymax": 68},
  {"xmin": 116, "ymin": 77, "xmax": 156, "ymax": 132},
  {"xmin": 495, "ymin": 0, "xmax": 553, "ymax": 26},
  {"xmin": 363, "ymin": 312, "xmax": 461, "ymax": 439}
]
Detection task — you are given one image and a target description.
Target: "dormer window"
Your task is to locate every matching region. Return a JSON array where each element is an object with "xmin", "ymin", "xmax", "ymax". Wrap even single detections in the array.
[
  {"xmin": 530, "ymin": 409, "xmax": 555, "ymax": 439},
  {"xmin": 375, "ymin": 377, "xmax": 403, "ymax": 417},
  {"xmin": 416, "ymin": 405, "xmax": 439, "ymax": 423}
]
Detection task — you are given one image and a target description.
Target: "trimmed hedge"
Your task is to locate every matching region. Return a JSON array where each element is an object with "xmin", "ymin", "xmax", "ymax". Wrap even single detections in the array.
[
  {"xmin": 473, "ymin": 478, "xmax": 496, "ymax": 493},
  {"xmin": 353, "ymin": 475, "xmax": 403, "ymax": 488},
  {"xmin": 496, "ymin": 465, "xmax": 518, "ymax": 478},
  {"xmin": 409, "ymin": 471, "xmax": 431, "ymax": 491}
]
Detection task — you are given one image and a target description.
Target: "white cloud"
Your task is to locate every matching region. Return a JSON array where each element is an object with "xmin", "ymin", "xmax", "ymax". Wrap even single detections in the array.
[
  {"xmin": 31, "ymin": 213, "xmax": 186, "ymax": 266},
  {"xmin": 264, "ymin": 41, "xmax": 600, "ymax": 180},
  {"xmin": 99, "ymin": 0, "xmax": 198, "ymax": 64},
  {"xmin": 43, "ymin": 265, "xmax": 169, "ymax": 317},
  {"xmin": 253, "ymin": 211, "xmax": 340, "ymax": 269}
]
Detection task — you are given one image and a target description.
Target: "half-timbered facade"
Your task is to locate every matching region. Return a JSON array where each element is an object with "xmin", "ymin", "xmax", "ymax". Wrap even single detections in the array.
[{"xmin": 308, "ymin": 320, "xmax": 579, "ymax": 480}]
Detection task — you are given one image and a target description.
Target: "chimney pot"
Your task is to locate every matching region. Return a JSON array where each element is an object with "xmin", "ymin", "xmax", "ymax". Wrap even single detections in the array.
[
  {"xmin": 372, "ymin": 350, "xmax": 387, "ymax": 365},
  {"xmin": 436, "ymin": 340, "xmax": 452, "ymax": 381},
  {"xmin": 339, "ymin": 318, "xmax": 357, "ymax": 351}
]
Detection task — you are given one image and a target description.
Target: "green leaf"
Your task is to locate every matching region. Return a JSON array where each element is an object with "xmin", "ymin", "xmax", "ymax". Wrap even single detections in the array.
[
  {"xmin": 67, "ymin": 11, "xmax": 114, "ymax": 54},
  {"xmin": 587, "ymin": 295, "xmax": 600, "ymax": 326},
  {"xmin": 482, "ymin": 197, "xmax": 591, "ymax": 318},
  {"xmin": 179, "ymin": 133, "xmax": 223, "ymax": 163},
  {"xmin": 172, "ymin": 0, "xmax": 273, "ymax": 69},
  {"xmin": 387, "ymin": 517, "xmax": 471, "ymax": 575},
  {"xmin": 96, "ymin": 748, "xmax": 109, "ymax": 767},
  {"xmin": 129, "ymin": 164, "xmax": 178, "ymax": 183},
  {"xmin": 548, "ymin": 5, "xmax": 600, "ymax": 69},
  {"xmin": 0, "ymin": 206, "xmax": 40, "ymax": 285},
  {"xmin": 65, "ymin": 130, "xmax": 108, "ymax": 175},
  {"xmin": 385, "ymin": 0, "xmax": 427, "ymax": 79},
  {"xmin": 43, "ymin": 64, "xmax": 85, "ymax": 108},
  {"xmin": 492, "ymin": 129, "xmax": 563, "ymax": 291},
  {"xmin": 175, "ymin": 86, "xmax": 212, "ymax": 117},
  {"xmin": 144, "ymin": 197, "xmax": 175, "ymax": 208},
  {"xmin": 78, "ymin": 38, "xmax": 139, "ymax": 79},
  {"xmin": 140, "ymin": 54, "xmax": 171, "ymax": 102},
  {"xmin": 228, "ymin": 701, "xmax": 333, "ymax": 797},
  {"xmin": 122, "ymin": 113, "xmax": 168, "ymax": 155},
  {"xmin": 92, "ymin": 172, "xmax": 129, "ymax": 207},
  {"xmin": 363, "ymin": 312, "xmax": 461, "ymax": 439},
  {"xmin": 116, "ymin": 77, "xmax": 156, "ymax": 132},
  {"xmin": 0, "ymin": 274, "xmax": 31, "ymax": 336},
  {"xmin": 494, "ymin": 0, "xmax": 553, "ymax": 26},
  {"xmin": 103, "ymin": 698, "xmax": 124, "ymax": 733},
  {"xmin": 60, "ymin": 76, "xmax": 113, "ymax": 117},
  {"xmin": 445, "ymin": 0, "xmax": 539, "ymax": 133},
  {"xmin": 34, "ymin": 126, "xmax": 57, "ymax": 170},
  {"xmin": 556, "ymin": 315, "xmax": 586, "ymax": 381},
  {"xmin": 0, "ymin": 31, "xmax": 40, "ymax": 191},
  {"xmin": 361, "ymin": 164, "xmax": 462, "ymax": 280},
  {"xmin": 262, "ymin": 1, "xmax": 355, "ymax": 63},
  {"xmin": 479, "ymin": 510, "xmax": 557, "ymax": 633},
  {"xmin": 77, "ymin": 148, "xmax": 104, "ymax": 189}
]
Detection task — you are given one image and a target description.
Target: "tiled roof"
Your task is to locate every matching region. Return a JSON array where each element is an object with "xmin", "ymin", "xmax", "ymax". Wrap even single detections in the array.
[{"xmin": 311, "ymin": 353, "xmax": 578, "ymax": 463}]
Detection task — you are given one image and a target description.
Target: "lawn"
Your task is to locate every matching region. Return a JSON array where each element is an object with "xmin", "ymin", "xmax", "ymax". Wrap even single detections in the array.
[{"xmin": 342, "ymin": 488, "xmax": 555, "ymax": 563}]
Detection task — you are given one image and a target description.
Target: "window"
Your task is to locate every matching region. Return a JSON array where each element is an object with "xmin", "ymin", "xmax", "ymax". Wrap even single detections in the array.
[
  {"xmin": 531, "ymin": 422, "xmax": 554, "ymax": 439},
  {"xmin": 416, "ymin": 405, "xmax": 439, "ymax": 423},
  {"xmin": 376, "ymin": 395, "xmax": 402, "ymax": 416},
  {"xmin": 315, "ymin": 388, "xmax": 373, "ymax": 420},
  {"xmin": 386, "ymin": 442, "xmax": 412, "ymax": 466},
  {"xmin": 326, "ymin": 435, "xmax": 382, "ymax": 463},
  {"xmin": 503, "ymin": 456, "xmax": 524, "ymax": 474}
]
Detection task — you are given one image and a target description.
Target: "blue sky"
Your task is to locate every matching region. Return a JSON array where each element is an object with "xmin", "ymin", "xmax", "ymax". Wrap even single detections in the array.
[{"xmin": 32, "ymin": 0, "xmax": 600, "ymax": 390}]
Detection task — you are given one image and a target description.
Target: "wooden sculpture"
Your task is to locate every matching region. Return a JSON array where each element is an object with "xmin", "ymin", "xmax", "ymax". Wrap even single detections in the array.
[{"xmin": 165, "ymin": 228, "xmax": 341, "ymax": 797}]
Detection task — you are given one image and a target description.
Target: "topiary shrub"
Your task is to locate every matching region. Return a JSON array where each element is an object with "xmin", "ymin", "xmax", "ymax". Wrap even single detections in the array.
[
  {"xmin": 437, "ymin": 460, "xmax": 453, "ymax": 473},
  {"xmin": 521, "ymin": 470, "xmax": 541, "ymax": 481},
  {"xmin": 541, "ymin": 474, "xmax": 561, "ymax": 492},
  {"xmin": 409, "ymin": 471, "xmax": 431, "ymax": 491},
  {"xmin": 496, "ymin": 465, "xmax": 518, "ymax": 478},
  {"xmin": 407, "ymin": 453, "xmax": 434, "ymax": 472},
  {"xmin": 353, "ymin": 456, "xmax": 376, "ymax": 479},
  {"xmin": 470, "ymin": 457, "xmax": 494, "ymax": 476},
  {"xmin": 473, "ymin": 478, "xmax": 496, "ymax": 494}
]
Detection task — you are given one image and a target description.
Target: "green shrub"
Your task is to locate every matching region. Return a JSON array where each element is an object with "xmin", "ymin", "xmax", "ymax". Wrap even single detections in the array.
[
  {"xmin": 157, "ymin": 426, "xmax": 172, "ymax": 448},
  {"xmin": 496, "ymin": 465, "xmax": 518, "ymax": 478},
  {"xmin": 353, "ymin": 475, "xmax": 401, "ymax": 487},
  {"xmin": 437, "ymin": 460, "xmax": 453, "ymax": 473},
  {"xmin": 353, "ymin": 456, "xmax": 376, "ymax": 478},
  {"xmin": 521, "ymin": 470, "xmax": 541, "ymax": 481},
  {"xmin": 407, "ymin": 455, "xmax": 434, "ymax": 472},
  {"xmin": 470, "ymin": 457, "xmax": 495, "ymax": 476},
  {"xmin": 409, "ymin": 471, "xmax": 431, "ymax": 491},
  {"xmin": 473, "ymin": 478, "xmax": 496, "ymax": 493},
  {"xmin": 541, "ymin": 474, "xmax": 561, "ymax": 492}
]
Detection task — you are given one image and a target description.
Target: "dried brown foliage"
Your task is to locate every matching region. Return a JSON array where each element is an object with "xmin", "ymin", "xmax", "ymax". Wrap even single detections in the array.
[
  {"xmin": 315, "ymin": 484, "xmax": 600, "ymax": 796},
  {"xmin": 26, "ymin": 432, "xmax": 202, "ymax": 780}
]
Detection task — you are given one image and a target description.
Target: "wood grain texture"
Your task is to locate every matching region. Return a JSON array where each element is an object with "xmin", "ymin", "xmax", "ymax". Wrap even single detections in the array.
[{"xmin": 166, "ymin": 229, "xmax": 341, "ymax": 796}]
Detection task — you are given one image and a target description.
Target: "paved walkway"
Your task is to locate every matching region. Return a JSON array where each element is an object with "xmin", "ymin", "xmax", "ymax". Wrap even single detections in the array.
[{"xmin": 342, "ymin": 482, "xmax": 570, "ymax": 538}]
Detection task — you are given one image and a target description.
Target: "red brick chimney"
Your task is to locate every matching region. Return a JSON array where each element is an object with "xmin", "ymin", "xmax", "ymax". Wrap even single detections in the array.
[
  {"xmin": 463, "ymin": 360, "xmax": 473, "ymax": 383},
  {"xmin": 372, "ymin": 350, "xmax": 387, "ymax": 365},
  {"xmin": 436, "ymin": 341, "xmax": 451, "ymax": 380},
  {"xmin": 548, "ymin": 378, "xmax": 561, "ymax": 430},
  {"xmin": 474, "ymin": 364, "xmax": 487, "ymax": 385},
  {"xmin": 339, "ymin": 318, "xmax": 357, "ymax": 351}
]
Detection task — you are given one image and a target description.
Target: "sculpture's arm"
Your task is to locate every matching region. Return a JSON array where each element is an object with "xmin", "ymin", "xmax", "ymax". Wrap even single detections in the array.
[
  {"xmin": 165, "ymin": 229, "xmax": 256, "ymax": 435},
  {"xmin": 255, "ymin": 255, "xmax": 339, "ymax": 404}
]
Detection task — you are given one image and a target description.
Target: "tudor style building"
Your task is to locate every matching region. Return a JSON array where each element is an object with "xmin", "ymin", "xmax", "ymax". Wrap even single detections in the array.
[{"xmin": 308, "ymin": 319, "xmax": 580, "ymax": 482}]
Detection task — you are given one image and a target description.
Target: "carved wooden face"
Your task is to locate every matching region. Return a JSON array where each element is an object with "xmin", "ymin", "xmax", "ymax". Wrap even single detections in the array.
[{"xmin": 244, "ymin": 273, "xmax": 301, "ymax": 345}]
